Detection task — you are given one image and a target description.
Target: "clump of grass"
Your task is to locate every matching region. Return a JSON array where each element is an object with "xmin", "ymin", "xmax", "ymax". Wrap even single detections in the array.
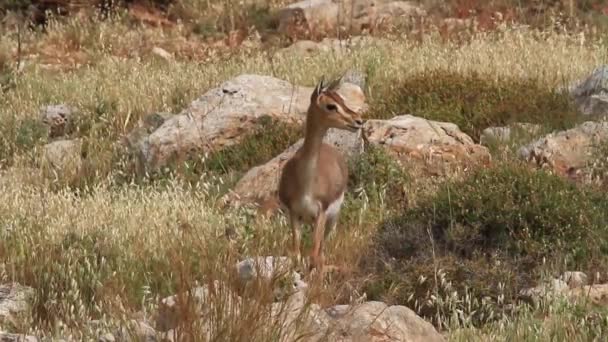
[
  {"xmin": 347, "ymin": 145, "xmax": 410, "ymax": 209},
  {"xmin": 362, "ymin": 162, "xmax": 608, "ymax": 326},
  {"xmin": 203, "ymin": 117, "xmax": 301, "ymax": 175},
  {"xmin": 372, "ymin": 70, "xmax": 580, "ymax": 140}
]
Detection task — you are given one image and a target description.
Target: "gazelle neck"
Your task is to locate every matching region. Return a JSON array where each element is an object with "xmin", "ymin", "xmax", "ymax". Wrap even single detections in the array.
[{"xmin": 299, "ymin": 111, "xmax": 327, "ymax": 187}]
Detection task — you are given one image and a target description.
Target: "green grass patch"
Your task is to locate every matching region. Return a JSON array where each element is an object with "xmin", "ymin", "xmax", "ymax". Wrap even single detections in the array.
[
  {"xmin": 371, "ymin": 70, "xmax": 580, "ymax": 140},
  {"xmin": 203, "ymin": 117, "xmax": 301, "ymax": 175}
]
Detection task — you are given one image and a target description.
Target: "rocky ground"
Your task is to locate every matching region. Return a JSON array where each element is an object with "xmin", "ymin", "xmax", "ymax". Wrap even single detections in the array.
[{"xmin": 2, "ymin": 0, "xmax": 608, "ymax": 341}]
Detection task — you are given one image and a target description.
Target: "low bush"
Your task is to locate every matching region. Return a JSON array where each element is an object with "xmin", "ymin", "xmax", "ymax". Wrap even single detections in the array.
[{"xmin": 363, "ymin": 162, "xmax": 608, "ymax": 325}]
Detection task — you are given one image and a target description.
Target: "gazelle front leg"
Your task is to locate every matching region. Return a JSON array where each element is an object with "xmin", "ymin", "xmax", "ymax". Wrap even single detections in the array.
[
  {"xmin": 289, "ymin": 214, "xmax": 302, "ymax": 264},
  {"xmin": 309, "ymin": 204, "xmax": 327, "ymax": 272}
]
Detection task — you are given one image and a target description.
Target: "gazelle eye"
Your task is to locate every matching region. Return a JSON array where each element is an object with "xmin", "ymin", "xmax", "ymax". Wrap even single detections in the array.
[{"xmin": 326, "ymin": 104, "xmax": 337, "ymax": 111}]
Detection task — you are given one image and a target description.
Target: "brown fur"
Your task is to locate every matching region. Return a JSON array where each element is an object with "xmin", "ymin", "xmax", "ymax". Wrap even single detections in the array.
[{"xmin": 279, "ymin": 143, "xmax": 348, "ymax": 216}]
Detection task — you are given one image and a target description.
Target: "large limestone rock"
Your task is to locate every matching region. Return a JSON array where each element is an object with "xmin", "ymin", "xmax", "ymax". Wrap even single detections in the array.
[
  {"xmin": 571, "ymin": 65, "xmax": 608, "ymax": 117},
  {"xmin": 139, "ymin": 74, "xmax": 313, "ymax": 171},
  {"xmin": 518, "ymin": 121, "xmax": 608, "ymax": 177},
  {"xmin": 271, "ymin": 290, "xmax": 333, "ymax": 342},
  {"xmin": 325, "ymin": 301, "xmax": 444, "ymax": 342},
  {"xmin": 269, "ymin": 292, "xmax": 444, "ymax": 342},
  {"xmin": 0, "ymin": 283, "xmax": 34, "ymax": 323},
  {"xmin": 277, "ymin": 0, "xmax": 426, "ymax": 38},
  {"xmin": 364, "ymin": 115, "xmax": 491, "ymax": 174}
]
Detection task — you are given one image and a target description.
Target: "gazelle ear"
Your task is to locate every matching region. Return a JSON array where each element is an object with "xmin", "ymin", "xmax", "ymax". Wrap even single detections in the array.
[
  {"xmin": 311, "ymin": 76, "xmax": 326, "ymax": 100},
  {"xmin": 326, "ymin": 75, "xmax": 343, "ymax": 91}
]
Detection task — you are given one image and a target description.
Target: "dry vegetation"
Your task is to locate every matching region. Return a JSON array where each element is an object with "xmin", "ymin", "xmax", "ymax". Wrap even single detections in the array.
[{"xmin": 2, "ymin": 0, "xmax": 608, "ymax": 340}]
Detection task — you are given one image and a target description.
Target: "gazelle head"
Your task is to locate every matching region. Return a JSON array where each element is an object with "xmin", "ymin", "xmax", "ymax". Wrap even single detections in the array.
[{"xmin": 308, "ymin": 76, "xmax": 365, "ymax": 132}]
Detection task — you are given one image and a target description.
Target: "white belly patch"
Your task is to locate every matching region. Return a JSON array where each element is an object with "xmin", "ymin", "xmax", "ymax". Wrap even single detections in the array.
[
  {"xmin": 325, "ymin": 192, "xmax": 344, "ymax": 219},
  {"xmin": 291, "ymin": 192, "xmax": 345, "ymax": 223}
]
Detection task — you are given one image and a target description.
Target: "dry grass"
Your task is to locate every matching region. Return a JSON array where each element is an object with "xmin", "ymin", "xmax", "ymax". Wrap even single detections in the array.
[{"xmin": 2, "ymin": 7, "xmax": 608, "ymax": 340}]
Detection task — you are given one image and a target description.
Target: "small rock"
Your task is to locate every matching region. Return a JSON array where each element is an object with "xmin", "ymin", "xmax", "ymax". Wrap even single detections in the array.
[
  {"xmin": 98, "ymin": 332, "xmax": 116, "ymax": 342},
  {"xmin": 0, "ymin": 283, "xmax": 34, "ymax": 322},
  {"xmin": 519, "ymin": 279, "xmax": 569, "ymax": 304},
  {"xmin": 570, "ymin": 65, "xmax": 608, "ymax": 116},
  {"xmin": 39, "ymin": 104, "xmax": 74, "ymax": 138},
  {"xmin": 0, "ymin": 332, "xmax": 38, "ymax": 342},
  {"xmin": 480, "ymin": 122, "xmax": 542, "ymax": 145},
  {"xmin": 237, "ymin": 256, "xmax": 293, "ymax": 283},
  {"xmin": 560, "ymin": 271, "xmax": 588, "ymax": 289},
  {"xmin": 151, "ymin": 47, "xmax": 173, "ymax": 61},
  {"xmin": 155, "ymin": 281, "xmax": 237, "ymax": 333},
  {"xmin": 41, "ymin": 139, "xmax": 83, "ymax": 173},
  {"xmin": 112, "ymin": 320, "xmax": 156, "ymax": 342}
]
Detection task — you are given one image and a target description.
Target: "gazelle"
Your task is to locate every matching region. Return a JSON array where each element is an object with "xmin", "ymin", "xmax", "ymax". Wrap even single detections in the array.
[{"xmin": 278, "ymin": 76, "xmax": 364, "ymax": 272}]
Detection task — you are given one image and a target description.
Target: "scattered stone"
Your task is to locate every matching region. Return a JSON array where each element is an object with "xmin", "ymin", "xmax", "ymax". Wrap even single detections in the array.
[
  {"xmin": 519, "ymin": 279, "xmax": 569, "ymax": 304},
  {"xmin": 236, "ymin": 256, "xmax": 308, "ymax": 300},
  {"xmin": 0, "ymin": 332, "xmax": 38, "ymax": 342},
  {"xmin": 560, "ymin": 271, "xmax": 588, "ymax": 289},
  {"xmin": 98, "ymin": 332, "xmax": 116, "ymax": 342},
  {"xmin": 518, "ymin": 121, "xmax": 608, "ymax": 178},
  {"xmin": 479, "ymin": 122, "xmax": 542, "ymax": 145},
  {"xmin": 0, "ymin": 283, "xmax": 33, "ymax": 323},
  {"xmin": 111, "ymin": 320, "xmax": 157, "ymax": 342},
  {"xmin": 155, "ymin": 281, "xmax": 238, "ymax": 333},
  {"xmin": 570, "ymin": 65, "xmax": 608, "ymax": 116},
  {"xmin": 281, "ymin": 36, "xmax": 383, "ymax": 56},
  {"xmin": 151, "ymin": 46, "xmax": 173, "ymax": 61},
  {"xmin": 39, "ymin": 104, "xmax": 74, "ymax": 138},
  {"xmin": 139, "ymin": 74, "xmax": 314, "ymax": 171},
  {"xmin": 364, "ymin": 114, "xmax": 491, "ymax": 175},
  {"xmin": 41, "ymin": 139, "xmax": 83, "ymax": 174}
]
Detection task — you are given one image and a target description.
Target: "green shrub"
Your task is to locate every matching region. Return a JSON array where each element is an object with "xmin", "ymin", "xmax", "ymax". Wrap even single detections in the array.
[
  {"xmin": 371, "ymin": 70, "xmax": 580, "ymax": 140},
  {"xmin": 203, "ymin": 117, "xmax": 300, "ymax": 175},
  {"xmin": 363, "ymin": 162, "xmax": 608, "ymax": 325},
  {"xmin": 348, "ymin": 145, "xmax": 409, "ymax": 208}
]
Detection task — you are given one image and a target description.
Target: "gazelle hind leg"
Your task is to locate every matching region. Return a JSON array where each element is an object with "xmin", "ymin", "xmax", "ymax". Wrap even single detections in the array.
[{"xmin": 288, "ymin": 214, "xmax": 303, "ymax": 269}]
